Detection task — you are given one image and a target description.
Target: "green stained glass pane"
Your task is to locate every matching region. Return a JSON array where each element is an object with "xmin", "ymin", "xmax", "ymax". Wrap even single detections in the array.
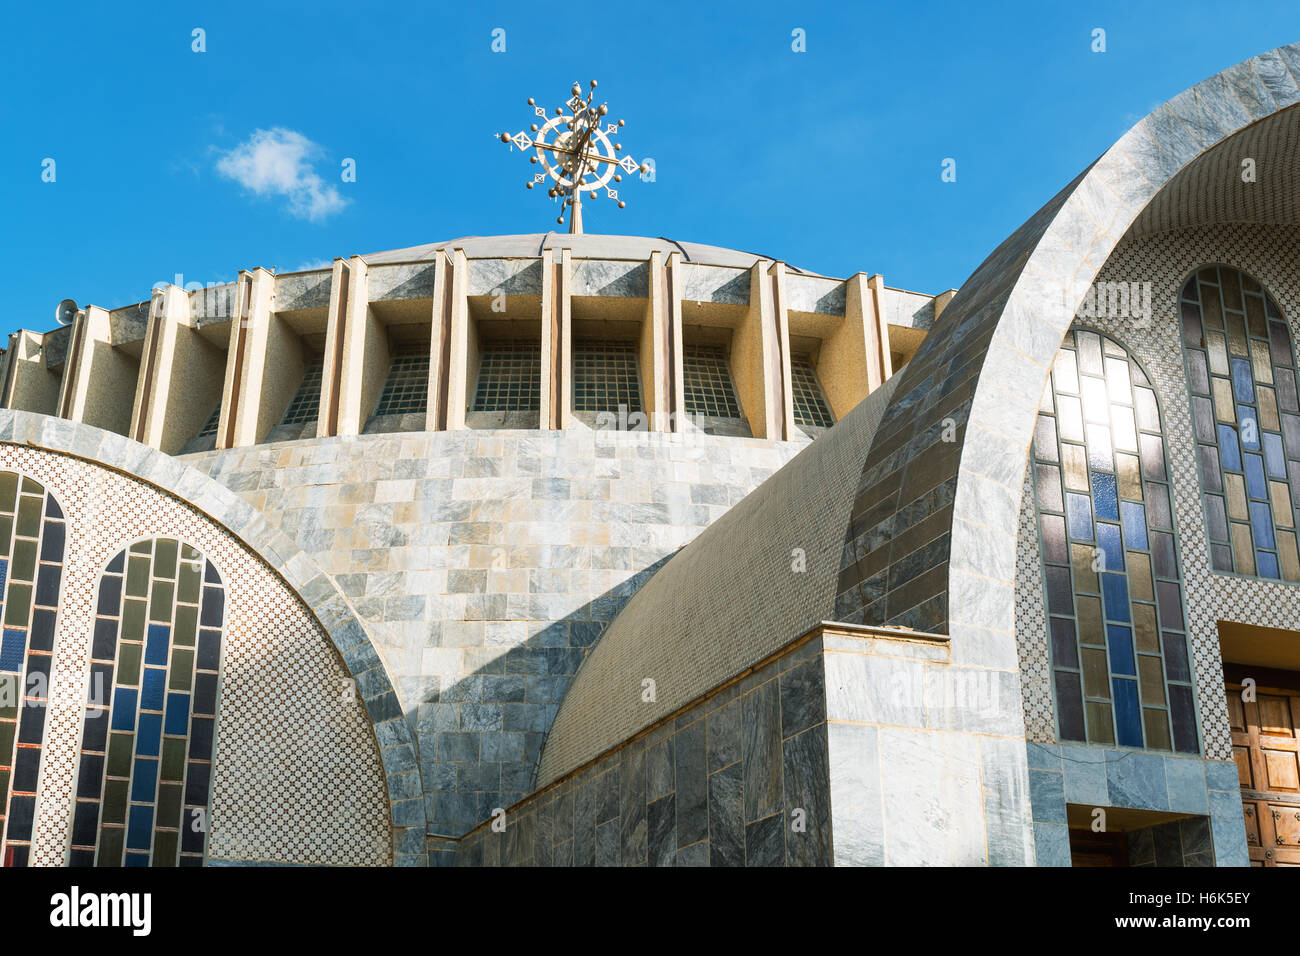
[
  {"xmin": 106, "ymin": 733, "xmax": 134, "ymax": 778},
  {"xmin": 161, "ymin": 738, "xmax": 186, "ymax": 782},
  {"xmin": 4, "ymin": 583, "xmax": 32, "ymax": 627},
  {"xmin": 152, "ymin": 829, "xmax": 178, "ymax": 866},
  {"xmin": 0, "ymin": 767, "xmax": 9, "ymax": 810},
  {"xmin": 1138, "ymin": 655, "xmax": 1167, "ymax": 705},
  {"xmin": 14, "ymin": 495, "xmax": 41, "ymax": 539},
  {"xmin": 0, "ymin": 472, "xmax": 18, "ymax": 513},
  {"xmin": 102, "ymin": 778, "xmax": 129, "ymax": 824},
  {"xmin": 1086, "ymin": 701, "xmax": 1116, "ymax": 745},
  {"xmin": 177, "ymin": 559, "xmax": 201, "ymax": 605},
  {"xmin": 18, "ymin": 478, "xmax": 39, "ymax": 496},
  {"xmin": 1082, "ymin": 647, "xmax": 1110, "ymax": 699},
  {"xmin": 154, "ymin": 539, "xmax": 178, "ymax": 580},
  {"xmin": 129, "ymin": 540, "xmax": 151, "ymax": 556},
  {"xmin": 96, "ymin": 826, "xmax": 124, "ymax": 866},
  {"xmin": 180, "ymin": 543, "xmax": 199, "ymax": 562},
  {"xmin": 173, "ymin": 605, "xmax": 197, "ymax": 649},
  {"xmin": 117, "ymin": 642, "xmax": 142, "ymax": 686},
  {"xmin": 149, "ymin": 580, "xmax": 174, "ymax": 623},
  {"xmin": 168, "ymin": 648, "xmax": 194, "ymax": 691},
  {"xmin": 0, "ymin": 682, "xmax": 17, "ymax": 719},
  {"xmin": 121, "ymin": 598, "xmax": 146, "ymax": 643},
  {"xmin": 156, "ymin": 783, "xmax": 183, "ymax": 830},
  {"xmin": 0, "ymin": 721, "xmax": 14, "ymax": 755},
  {"xmin": 0, "ymin": 515, "xmax": 11, "ymax": 558},
  {"xmin": 11, "ymin": 539, "xmax": 36, "ymax": 582},
  {"xmin": 1143, "ymin": 709, "xmax": 1172, "ymax": 751},
  {"xmin": 125, "ymin": 557, "xmax": 150, "ymax": 598}
]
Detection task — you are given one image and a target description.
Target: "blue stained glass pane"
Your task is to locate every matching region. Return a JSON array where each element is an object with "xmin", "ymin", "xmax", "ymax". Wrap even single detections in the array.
[
  {"xmin": 1230, "ymin": 358, "xmax": 1255, "ymax": 402},
  {"xmin": 1120, "ymin": 501, "xmax": 1148, "ymax": 550},
  {"xmin": 1113, "ymin": 678, "xmax": 1144, "ymax": 747},
  {"xmin": 0, "ymin": 558, "xmax": 8, "ymax": 592},
  {"xmin": 1107, "ymin": 624, "xmax": 1136, "ymax": 675},
  {"xmin": 1237, "ymin": 407, "xmax": 1260, "ymax": 450},
  {"xmin": 1244, "ymin": 454, "xmax": 1267, "ymax": 500},
  {"xmin": 1066, "ymin": 494, "xmax": 1094, "ymax": 541},
  {"xmin": 141, "ymin": 668, "xmax": 166, "ymax": 712},
  {"xmin": 1092, "ymin": 472, "xmax": 1119, "ymax": 520},
  {"xmin": 1250, "ymin": 501, "xmax": 1277, "ymax": 549},
  {"xmin": 1101, "ymin": 573, "xmax": 1130, "ymax": 622},
  {"xmin": 126, "ymin": 804, "xmax": 154, "ymax": 850},
  {"xmin": 164, "ymin": 692, "xmax": 190, "ymax": 736},
  {"xmin": 0, "ymin": 629, "xmax": 26, "ymax": 672},
  {"xmin": 1097, "ymin": 523, "xmax": 1124, "ymax": 572},
  {"xmin": 136, "ymin": 712, "xmax": 162, "ymax": 756},
  {"xmin": 1218, "ymin": 425, "xmax": 1242, "ymax": 470},
  {"xmin": 124, "ymin": 852, "xmax": 150, "ymax": 867},
  {"xmin": 110, "ymin": 688, "xmax": 138, "ymax": 730},
  {"xmin": 130, "ymin": 757, "xmax": 158, "ymax": 803},
  {"xmin": 145, "ymin": 624, "xmax": 170, "ymax": 666},
  {"xmin": 1257, "ymin": 551, "xmax": 1280, "ymax": 579},
  {"xmin": 1263, "ymin": 432, "xmax": 1286, "ymax": 478}
]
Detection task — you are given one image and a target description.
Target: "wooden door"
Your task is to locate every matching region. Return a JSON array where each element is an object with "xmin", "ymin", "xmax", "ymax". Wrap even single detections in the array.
[{"xmin": 1226, "ymin": 683, "xmax": 1300, "ymax": 866}]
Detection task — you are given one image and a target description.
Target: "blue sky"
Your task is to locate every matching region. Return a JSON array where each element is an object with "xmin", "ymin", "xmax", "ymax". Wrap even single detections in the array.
[{"xmin": 2, "ymin": 1, "xmax": 1298, "ymax": 333}]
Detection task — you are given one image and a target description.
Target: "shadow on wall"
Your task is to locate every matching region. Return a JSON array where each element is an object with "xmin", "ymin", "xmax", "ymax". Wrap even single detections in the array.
[{"xmin": 401, "ymin": 554, "xmax": 674, "ymax": 861}]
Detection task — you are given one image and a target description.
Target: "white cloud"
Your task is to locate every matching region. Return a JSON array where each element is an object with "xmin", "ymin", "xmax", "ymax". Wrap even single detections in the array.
[{"xmin": 215, "ymin": 128, "xmax": 347, "ymax": 222}]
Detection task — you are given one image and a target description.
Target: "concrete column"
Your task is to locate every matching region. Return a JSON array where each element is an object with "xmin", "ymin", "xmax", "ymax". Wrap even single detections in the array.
[
  {"xmin": 332, "ymin": 256, "xmax": 386, "ymax": 438},
  {"xmin": 665, "ymin": 251, "xmax": 685, "ymax": 433},
  {"xmin": 863, "ymin": 274, "xmax": 894, "ymax": 386},
  {"xmin": 130, "ymin": 284, "xmax": 225, "ymax": 453},
  {"xmin": 56, "ymin": 305, "xmax": 137, "ymax": 435},
  {"xmin": 641, "ymin": 252, "xmax": 670, "ymax": 432},
  {"xmin": 224, "ymin": 267, "xmax": 292, "ymax": 448},
  {"xmin": 429, "ymin": 249, "xmax": 469, "ymax": 431},
  {"xmin": 540, "ymin": 249, "xmax": 571, "ymax": 430},
  {"xmin": 735, "ymin": 260, "xmax": 787, "ymax": 440},
  {"xmin": 769, "ymin": 261, "xmax": 795, "ymax": 440},
  {"xmin": 318, "ymin": 259, "xmax": 348, "ymax": 438}
]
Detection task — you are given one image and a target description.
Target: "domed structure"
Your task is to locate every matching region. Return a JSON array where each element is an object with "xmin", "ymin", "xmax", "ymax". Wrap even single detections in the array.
[{"xmin": 5, "ymin": 42, "xmax": 1300, "ymax": 868}]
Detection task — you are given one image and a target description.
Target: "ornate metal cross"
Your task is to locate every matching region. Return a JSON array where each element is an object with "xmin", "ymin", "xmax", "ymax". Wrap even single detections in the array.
[{"xmin": 499, "ymin": 80, "xmax": 649, "ymax": 235}]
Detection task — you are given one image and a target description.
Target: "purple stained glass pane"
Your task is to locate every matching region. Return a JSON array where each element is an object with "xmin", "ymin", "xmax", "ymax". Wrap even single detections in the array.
[
  {"xmin": 1162, "ymin": 631, "xmax": 1190, "ymax": 683},
  {"xmin": 1169, "ymin": 684, "xmax": 1199, "ymax": 754},
  {"xmin": 1156, "ymin": 580, "xmax": 1185, "ymax": 631},
  {"xmin": 1055, "ymin": 671, "xmax": 1086, "ymax": 742},
  {"xmin": 1050, "ymin": 617, "xmax": 1079, "ymax": 668},
  {"xmin": 1040, "ymin": 514, "xmax": 1067, "ymax": 564},
  {"xmin": 1139, "ymin": 434, "xmax": 1166, "ymax": 481},
  {"xmin": 1046, "ymin": 566, "xmax": 1073, "ymax": 615},
  {"xmin": 1197, "ymin": 444, "xmax": 1223, "ymax": 493}
]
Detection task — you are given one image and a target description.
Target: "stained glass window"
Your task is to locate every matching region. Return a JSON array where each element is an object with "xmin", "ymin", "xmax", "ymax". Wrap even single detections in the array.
[
  {"xmin": 572, "ymin": 340, "xmax": 642, "ymax": 413},
  {"xmin": 0, "ymin": 473, "xmax": 64, "ymax": 868},
  {"xmin": 790, "ymin": 355, "xmax": 834, "ymax": 428},
  {"xmin": 69, "ymin": 538, "xmax": 224, "ymax": 867},
  {"xmin": 196, "ymin": 405, "xmax": 221, "ymax": 438},
  {"xmin": 1032, "ymin": 329, "xmax": 1198, "ymax": 754},
  {"xmin": 1180, "ymin": 266, "xmax": 1300, "ymax": 581},
  {"xmin": 683, "ymin": 345, "xmax": 742, "ymax": 419}
]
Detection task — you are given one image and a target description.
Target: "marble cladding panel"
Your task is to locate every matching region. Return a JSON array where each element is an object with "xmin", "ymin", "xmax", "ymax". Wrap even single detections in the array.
[
  {"xmin": 367, "ymin": 262, "xmax": 437, "ymax": 301},
  {"xmin": 570, "ymin": 260, "xmax": 649, "ymax": 298},
  {"xmin": 681, "ymin": 263, "xmax": 749, "ymax": 306},
  {"xmin": 1027, "ymin": 743, "xmax": 1248, "ymax": 867},
  {"xmin": 108, "ymin": 303, "xmax": 149, "ymax": 346},
  {"xmin": 467, "ymin": 258, "xmax": 543, "ymax": 297},
  {"xmin": 878, "ymin": 287, "xmax": 938, "ymax": 331},
  {"xmin": 275, "ymin": 271, "xmax": 333, "ymax": 311},
  {"xmin": 786, "ymin": 275, "xmax": 846, "ymax": 317},
  {"xmin": 823, "ymin": 634, "xmax": 1032, "ymax": 865},
  {"xmin": 454, "ymin": 635, "xmax": 831, "ymax": 866},
  {"xmin": 41, "ymin": 325, "xmax": 70, "ymax": 369},
  {"xmin": 181, "ymin": 428, "xmax": 802, "ymax": 837}
]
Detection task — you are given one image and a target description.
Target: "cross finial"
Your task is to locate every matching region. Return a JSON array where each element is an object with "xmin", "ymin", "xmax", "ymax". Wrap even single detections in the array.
[{"xmin": 498, "ymin": 80, "xmax": 649, "ymax": 234}]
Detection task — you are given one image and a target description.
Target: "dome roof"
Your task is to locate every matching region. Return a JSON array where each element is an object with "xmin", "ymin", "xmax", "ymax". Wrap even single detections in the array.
[
  {"xmin": 362, "ymin": 233, "xmax": 825, "ymax": 275},
  {"xmin": 535, "ymin": 372, "xmax": 901, "ymax": 787}
]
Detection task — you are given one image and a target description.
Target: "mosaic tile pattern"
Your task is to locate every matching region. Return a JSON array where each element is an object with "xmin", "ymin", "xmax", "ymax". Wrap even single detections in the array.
[
  {"xmin": 1016, "ymin": 222, "xmax": 1300, "ymax": 763},
  {"xmin": 0, "ymin": 473, "xmax": 64, "ymax": 867},
  {"xmin": 0, "ymin": 446, "xmax": 392, "ymax": 866}
]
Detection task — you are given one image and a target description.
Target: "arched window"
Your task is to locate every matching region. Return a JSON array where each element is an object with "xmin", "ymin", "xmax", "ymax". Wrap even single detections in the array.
[
  {"xmin": 69, "ymin": 538, "xmax": 225, "ymax": 867},
  {"xmin": 1032, "ymin": 329, "xmax": 1198, "ymax": 753},
  {"xmin": 1180, "ymin": 265, "xmax": 1300, "ymax": 581},
  {"xmin": 0, "ymin": 472, "xmax": 65, "ymax": 867}
]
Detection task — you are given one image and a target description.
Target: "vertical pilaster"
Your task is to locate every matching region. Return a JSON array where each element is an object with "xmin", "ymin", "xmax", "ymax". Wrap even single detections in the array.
[
  {"xmin": 641, "ymin": 251, "xmax": 669, "ymax": 432},
  {"xmin": 429, "ymin": 249, "xmax": 468, "ymax": 431},
  {"xmin": 318, "ymin": 259, "xmax": 349, "ymax": 438},
  {"xmin": 540, "ymin": 249, "xmax": 571, "ymax": 430},
  {"xmin": 334, "ymin": 256, "xmax": 383, "ymax": 438},
  {"xmin": 769, "ymin": 261, "xmax": 794, "ymax": 440},
  {"xmin": 225, "ymin": 267, "xmax": 288, "ymax": 448},
  {"xmin": 665, "ymin": 251, "xmax": 685, "ymax": 432}
]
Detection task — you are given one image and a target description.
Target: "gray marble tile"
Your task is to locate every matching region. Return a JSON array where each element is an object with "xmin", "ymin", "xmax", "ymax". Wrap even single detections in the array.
[
  {"xmin": 742, "ymin": 681, "xmax": 782, "ymax": 823},
  {"xmin": 675, "ymin": 718, "xmax": 708, "ymax": 848},
  {"xmin": 707, "ymin": 763, "xmax": 744, "ymax": 867}
]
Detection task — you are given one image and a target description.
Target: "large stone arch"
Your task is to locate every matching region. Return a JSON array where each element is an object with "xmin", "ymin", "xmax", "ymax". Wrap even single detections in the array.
[
  {"xmin": 0, "ymin": 410, "xmax": 428, "ymax": 864},
  {"xmin": 836, "ymin": 44, "xmax": 1300, "ymax": 687}
]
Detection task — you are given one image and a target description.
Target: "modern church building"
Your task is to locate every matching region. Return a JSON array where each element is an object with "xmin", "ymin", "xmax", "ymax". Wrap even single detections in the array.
[{"xmin": 3, "ymin": 43, "xmax": 1300, "ymax": 868}]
